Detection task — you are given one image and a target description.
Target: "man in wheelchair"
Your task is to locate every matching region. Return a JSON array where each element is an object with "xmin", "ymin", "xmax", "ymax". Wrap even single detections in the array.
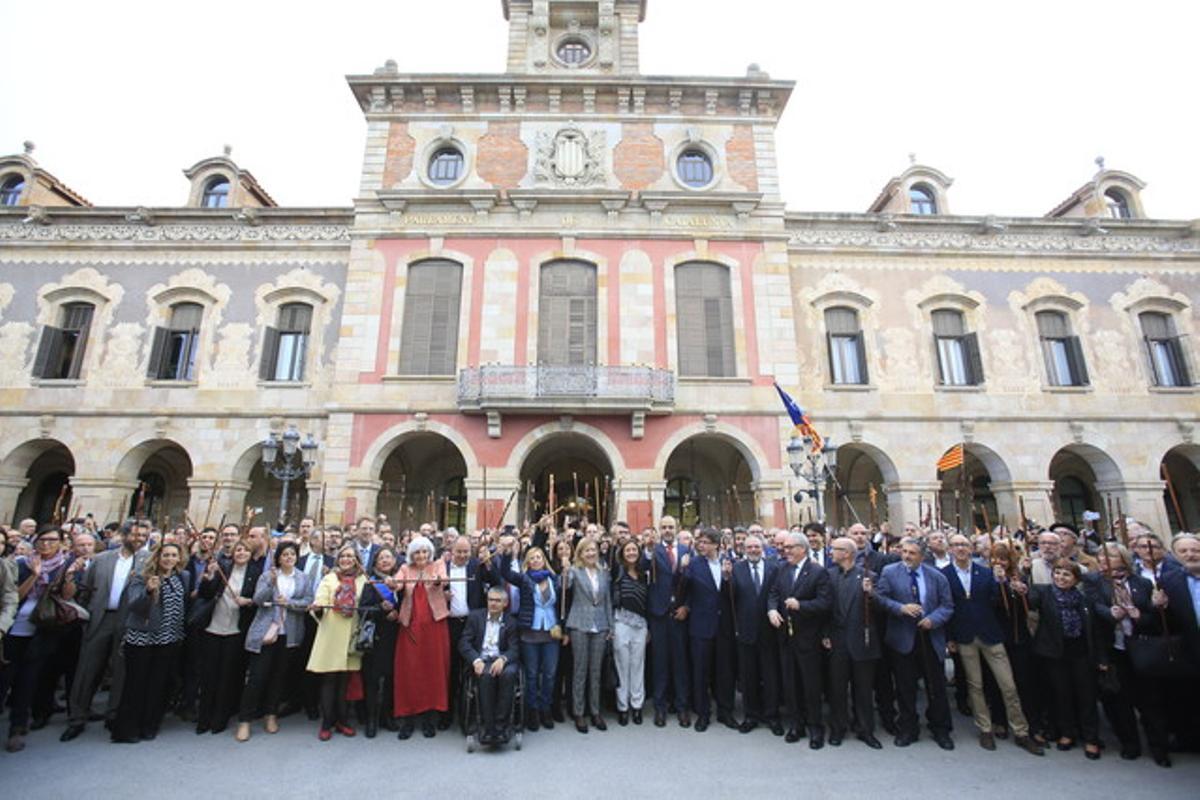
[{"xmin": 458, "ymin": 586, "xmax": 520, "ymax": 745}]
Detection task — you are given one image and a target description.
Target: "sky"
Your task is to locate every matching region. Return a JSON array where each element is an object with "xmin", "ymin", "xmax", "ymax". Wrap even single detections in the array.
[{"xmin": 1, "ymin": 0, "xmax": 1195, "ymax": 219}]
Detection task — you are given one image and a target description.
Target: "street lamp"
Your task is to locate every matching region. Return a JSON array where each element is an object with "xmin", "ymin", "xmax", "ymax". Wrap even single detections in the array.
[
  {"xmin": 788, "ymin": 435, "xmax": 838, "ymax": 523},
  {"xmin": 262, "ymin": 424, "xmax": 319, "ymax": 525}
]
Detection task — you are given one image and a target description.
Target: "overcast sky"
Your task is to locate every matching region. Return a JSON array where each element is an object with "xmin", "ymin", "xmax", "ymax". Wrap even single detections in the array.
[{"xmin": 1, "ymin": 0, "xmax": 1195, "ymax": 219}]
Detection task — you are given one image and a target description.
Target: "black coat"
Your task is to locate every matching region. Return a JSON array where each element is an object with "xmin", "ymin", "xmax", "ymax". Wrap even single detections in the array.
[
  {"xmin": 1029, "ymin": 583, "xmax": 1100, "ymax": 662},
  {"xmin": 767, "ymin": 558, "xmax": 832, "ymax": 652},
  {"xmin": 823, "ymin": 564, "xmax": 881, "ymax": 661},
  {"xmin": 458, "ymin": 610, "xmax": 520, "ymax": 666},
  {"xmin": 730, "ymin": 558, "xmax": 779, "ymax": 646}
]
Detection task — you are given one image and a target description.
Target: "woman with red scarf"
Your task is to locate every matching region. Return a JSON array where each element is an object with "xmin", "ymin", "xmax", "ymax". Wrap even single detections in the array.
[
  {"xmin": 306, "ymin": 544, "xmax": 366, "ymax": 741},
  {"xmin": 393, "ymin": 535, "xmax": 450, "ymax": 739}
]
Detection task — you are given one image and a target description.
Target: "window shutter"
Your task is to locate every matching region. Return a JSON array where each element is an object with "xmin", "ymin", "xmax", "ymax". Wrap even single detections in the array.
[
  {"xmin": 399, "ymin": 261, "xmax": 462, "ymax": 375},
  {"xmin": 260, "ymin": 326, "xmax": 280, "ymax": 381},
  {"xmin": 146, "ymin": 327, "xmax": 169, "ymax": 379},
  {"xmin": 1143, "ymin": 335, "xmax": 1160, "ymax": 386},
  {"xmin": 826, "ymin": 330, "xmax": 837, "ymax": 382},
  {"xmin": 964, "ymin": 332, "xmax": 984, "ymax": 385},
  {"xmin": 933, "ymin": 336, "xmax": 947, "ymax": 385},
  {"xmin": 1169, "ymin": 335, "xmax": 1192, "ymax": 386},
  {"xmin": 1066, "ymin": 336, "xmax": 1089, "ymax": 386},
  {"xmin": 66, "ymin": 311, "xmax": 92, "ymax": 379},
  {"xmin": 399, "ymin": 299, "xmax": 433, "ymax": 374},
  {"xmin": 33, "ymin": 327, "xmax": 63, "ymax": 379},
  {"xmin": 854, "ymin": 331, "xmax": 869, "ymax": 384},
  {"xmin": 294, "ymin": 333, "xmax": 308, "ymax": 381},
  {"xmin": 538, "ymin": 261, "xmax": 595, "ymax": 366}
]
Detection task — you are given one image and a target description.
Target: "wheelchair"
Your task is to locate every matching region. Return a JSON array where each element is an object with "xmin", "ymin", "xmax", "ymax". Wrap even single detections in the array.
[{"xmin": 459, "ymin": 661, "xmax": 525, "ymax": 753}]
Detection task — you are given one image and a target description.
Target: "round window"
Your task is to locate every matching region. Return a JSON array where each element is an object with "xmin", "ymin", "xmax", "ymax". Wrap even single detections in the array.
[
  {"xmin": 677, "ymin": 150, "xmax": 714, "ymax": 188},
  {"xmin": 557, "ymin": 39, "xmax": 591, "ymax": 65},
  {"xmin": 428, "ymin": 148, "xmax": 464, "ymax": 186}
]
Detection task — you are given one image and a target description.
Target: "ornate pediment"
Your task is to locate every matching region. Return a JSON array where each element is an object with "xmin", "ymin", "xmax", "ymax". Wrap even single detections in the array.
[{"xmin": 534, "ymin": 124, "xmax": 606, "ymax": 187}]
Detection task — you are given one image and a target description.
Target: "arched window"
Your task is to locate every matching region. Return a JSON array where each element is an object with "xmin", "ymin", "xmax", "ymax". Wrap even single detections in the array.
[
  {"xmin": 931, "ymin": 308, "xmax": 983, "ymax": 386},
  {"xmin": 428, "ymin": 148, "xmax": 464, "ymax": 186},
  {"xmin": 675, "ymin": 262, "xmax": 735, "ymax": 377},
  {"xmin": 201, "ymin": 177, "xmax": 230, "ymax": 208},
  {"xmin": 399, "ymin": 260, "xmax": 463, "ymax": 375},
  {"xmin": 33, "ymin": 302, "xmax": 95, "ymax": 380},
  {"xmin": 538, "ymin": 260, "xmax": 596, "ymax": 366},
  {"xmin": 1139, "ymin": 311, "xmax": 1191, "ymax": 387},
  {"xmin": 1105, "ymin": 188, "xmax": 1132, "ymax": 219},
  {"xmin": 677, "ymin": 150, "xmax": 714, "ymax": 188},
  {"xmin": 261, "ymin": 302, "xmax": 313, "ymax": 382},
  {"xmin": 0, "ymin": 174, "xmax": 25, "ymax": 206},
  {"xmin": 909, "ymin": 184, "xmax": 937, "ymax": 215},
  {"xmin": 825, "ymin": 306, "xmax": 868, "ymax": 385},
  {"xmin": 1036, "ymin": 310, "xmax": 1088, "ymax": 386},
  {"xmin": 148, "ymin": 302, "xmax": 203, "ymax": 380}
]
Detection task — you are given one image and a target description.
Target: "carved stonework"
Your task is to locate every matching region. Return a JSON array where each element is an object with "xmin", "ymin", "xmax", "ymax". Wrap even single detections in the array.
[
  {"xmin": 1090, "ymin": 329, "xmax": 1138, "ymax": 395},
  {"xmin": 0, "ymin": 322, "xmax": 33, "ymax": 387},
  {"xmin": 0, "ymin": 282, "xmax": 13, "ymax": 320},
  {"xmin": 879, "ymin": 328, "xmax": 922, "ymax": 392},
  {"xmin": 208, "ymin": 324, "xmax": 255, "ymax": 389},
  {"xmin": 93, "ymin": 323, "xmax": 144, "ymax": 388},
  {"xmin": 0, "ymin": 222, "xmax": 349, "ymax": 243},
  {"xmin": 985, "ymin": 328, "xmax": 1030, "ymax": 393},
  {"xmin": 534, "ymin": 125, "xmax": 606, "ymax": 186},
  {"xmin": 788, "ymin": 228, "xmax": 1200, "ymax": 257}
]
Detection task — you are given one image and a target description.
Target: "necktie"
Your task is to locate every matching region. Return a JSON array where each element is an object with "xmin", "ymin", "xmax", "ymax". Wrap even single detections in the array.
[
  {"xmin": 909, "ymin": 569, "xmax": 920, "ymax": 602},
  {"xmin": 752, "ymin": 562, "xmax": 761, "ymax": 592},
  {"xmin": 667, "ymin": 544, "xmax": 676, "ymax": 572}
]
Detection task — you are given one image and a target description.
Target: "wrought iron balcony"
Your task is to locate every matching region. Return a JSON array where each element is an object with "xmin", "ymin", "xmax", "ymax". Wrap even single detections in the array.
[{"xmin": 458, "ymin": 365, "xmax": 675, "ymax": 412}]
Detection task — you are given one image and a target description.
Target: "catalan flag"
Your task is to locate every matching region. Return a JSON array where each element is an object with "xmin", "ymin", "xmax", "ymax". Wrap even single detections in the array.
[
  {"xmin": 937, "ymin": 443, "xmax": 964, "ymax": 473},
  {"xmin": 774, "ymin": 383, "xmax": 823, "ymax": 452}
]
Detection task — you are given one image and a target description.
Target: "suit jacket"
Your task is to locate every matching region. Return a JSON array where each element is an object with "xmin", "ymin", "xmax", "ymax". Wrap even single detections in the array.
[
  {"xmin": 647, "ymin": 541, "xmax": 690, "ymax": 617},
  {"xmin": 767, "ymin": 558, "xmax": 832, "ymax": 652},
  {"xmin": 1082, "ymin": 572, "xmax": 1160, "ymax": 649},
  {"xmin": 77, "ymin": 548, "xmax": 149, "ymax": 640},
  {"xmin": 941, "ymin": 561, "xmax": 1005, "ymax": 646},
  {"xmin": 1158, "ymin": 569, "xmax": 1200, "ymax": 668},
  {"xmin": 876, "ymin": 562, "xmax": 954, "ymax": 659},
  {"xmin": 396, "ymin": 561, "xmax": 450, "ymax": 626},
  {"xmin": 1028, "ymin": 583, "xmax": 1099, "ymax": 661},
  {"xmin": 125, "ymin": 571, "xmax": 193, "ymax": 636},
  {"xmin": 731, "ymin": 558, "xmax": 778, "ymax": 645},
  {"xmin": 458, "ymin": 609, "xmax": 520, "ymax": 665},
  {"xmin": 244, "ymin": 569, "xmax": 315, "ymax": 653},
  {"xmin": 565, "ymin": 566, "xmax": 613, "ymax": 633},
  {"xmin": 0, "ymin": 557, "xmax": 16, "ymax": 634},
  {"xmin": 449, "ymin": 556, "xmax": 496, "ymax": 612},
  {"xmin": 679, "ymin": 556, "xmax": 729, "ymax": 641},
  {"xmin": 824, "ymin": 564, "xmax": 882, "ymax": 661},
  {"xmin": 197, "ymin": 556, "xmax": 264, "ymax": 632}
]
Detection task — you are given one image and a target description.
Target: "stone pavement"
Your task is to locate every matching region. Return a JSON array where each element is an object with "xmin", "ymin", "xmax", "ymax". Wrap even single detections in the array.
[{"xmin": 1, "ymin": 712, "xmax": 1197, "ymax": 799}]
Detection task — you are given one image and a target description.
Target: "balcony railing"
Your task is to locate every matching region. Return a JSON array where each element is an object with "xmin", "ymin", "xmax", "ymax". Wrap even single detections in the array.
[{"xmin": 458, "ymin": 365, "xmax": 675, "ymax": 411}]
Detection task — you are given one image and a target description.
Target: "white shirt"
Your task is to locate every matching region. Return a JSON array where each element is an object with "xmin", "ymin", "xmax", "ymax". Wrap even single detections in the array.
[
  {"xmin": 934, "ymin": 554, "xmax": 952, "ymax": 569},
  {"xmin": 481, "ymin": 615, "xmax": 503, "ymax": 660},
  {"xmin": 954, "ymin": 562, "xmax": 973, "ymax": 598},
  {"xmin": 707, "ymin": 558, "xmax": 722, "ymax": 589},
  {"xmin": 108, "ymin": 552, "xmax": 135, "ymax": 611},
  {"xmin": 276, "ymin": 570, "xmax": 296, "ymax": 601},
  {"xmin": 790, "ymin": 557, "xmax": 809, "ymax": 584},
  {"xmin": 448, "ymin": 562, "xmax": 469, "ymax": 617}
]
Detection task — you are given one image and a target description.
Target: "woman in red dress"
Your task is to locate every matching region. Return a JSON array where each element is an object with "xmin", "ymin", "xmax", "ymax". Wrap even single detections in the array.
[{"xmin": 393, "ymin": 535, "xmax": 450, "ymax": 739}]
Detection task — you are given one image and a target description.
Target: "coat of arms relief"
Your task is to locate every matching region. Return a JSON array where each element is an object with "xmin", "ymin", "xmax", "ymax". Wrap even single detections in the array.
[{"xmin": 534, "ymin": 124, "xmax": 606, "ymax": 186}]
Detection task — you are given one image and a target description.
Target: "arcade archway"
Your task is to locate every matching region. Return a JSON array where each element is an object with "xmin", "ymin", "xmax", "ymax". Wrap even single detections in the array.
[
  {"xmin": 1161, "ymin": 445, "xmax": 1199, "ymax": 533},
  {"xmin": 519, "ymin": 433, "xmax": 613, "ymax": 528},
  {"xmin": 663, "ymin": 435, "xmax": 754, "ymax": 528},
  {"xmin": 9, "ymin": 440, "xmax": 76, "ymax": 524},
  {"xmin": 1048, "ymin": 444, "xmax": 1122, "ymax": 530},
  {"xmin": 377, "ymin": 433, "xmax": 468, "ymax": 531}
]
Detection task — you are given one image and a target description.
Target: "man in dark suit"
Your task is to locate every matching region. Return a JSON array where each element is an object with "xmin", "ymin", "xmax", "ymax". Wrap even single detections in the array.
[
  {"xmin": 1153, "ymin": 533, "xmax": 1200, "ymax": 753},
  {"xmin": 849, "ymin": 522, "xmax": 899, "ymax": 733},
  {"xmin": 444, "ymin": 535, "xmax": 496, "ymax": 729},
  {"xmin": 876, "ymin": 537, "xmax": 955, "ymax": 750},
  {"xmin": 646, "ymin": 516, "xmax": 691, "ymax": 727},
  {"xmin": 768, "ymin": 531, "xmax": 832, "ymax": 747},
  {"xmin": 458, "ymin": 587, "xmax": 520, "ymax": 744},
  {"xmin": 823, "ymin": 536, "xmax": 882, "ymax": 749},
  {"xmin": 730, "ymin": 532, "xmax": 782, "ymax": 735},
  {"xmin": 679, "ymin": 529, "xmax": 735, "ymax": 732},
  {"xmin": 943, "ymin": 534, "xmax": 1043, "ymax": 755},
  {"xmin": 351, "ymin": 517, "xmax": 379, "ymax": 574}
]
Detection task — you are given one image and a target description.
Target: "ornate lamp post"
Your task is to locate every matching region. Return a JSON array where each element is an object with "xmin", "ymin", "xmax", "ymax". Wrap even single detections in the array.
[
  {"xmin": 788, "ymin": 435, "xmax": 839, "ymax": 523},
  {"xmin": 261, "ymin": 424, "xmax": 319, "ymax": 524}
]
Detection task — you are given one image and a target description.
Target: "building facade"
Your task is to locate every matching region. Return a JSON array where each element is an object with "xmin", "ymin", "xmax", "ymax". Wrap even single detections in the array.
[{"xmin": 0, "ymin": 0, "xmax": 1197, "ymax": 536}]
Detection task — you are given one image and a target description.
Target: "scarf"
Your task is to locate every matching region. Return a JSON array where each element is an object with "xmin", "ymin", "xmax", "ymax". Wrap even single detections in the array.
[
  {"xmin": 31, "ymin": 551, "xmax": 67, "ymax": 600},
  {"xmin": 527, "ymin": 568, "xmax": 552, "ymax": 584},
  {"xmin": 333, "ymin": 575, "xmax": 358, "ymax": 617},
  {"xmin": 370, "ymin": 577, "xmax": 397, "ymax": 606},
  {"xmin": 1052, "ymin": 585, "xmax": 1084, "ymax": 639}
]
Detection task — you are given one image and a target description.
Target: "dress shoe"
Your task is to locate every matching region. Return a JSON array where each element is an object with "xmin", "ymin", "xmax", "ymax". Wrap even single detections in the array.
[
  {"xmin": 1119, "ymin": 748, "xmax": 1140, "ymax": 760},
  {"xmin": 934, "ymin": 733, "xmax": 955, "ymax": 751},
  {"xmin": 210, "ymin": 724, "xmax": 227, "ymax": 735},
  {"xmin": 785, "ymin": 728, "xmax": 802, "ymax": 744},
  {"xmin": 337, "ymin": 723, "xmax": 357, "ymax": 737},
  {"xmin": 1056, "ymin": 738, "xmax": 1075, "ymax": 752},
  {"xmin": 738, "ymin": 720, "xmax": 758, "ymax": 734},
  {"xmin": 994, "ymin": 725, "xmax": 1009, "ymax": 740},
  {"xmin": 437, "ymin": 713, "xmax": 452, "ymax": 731},
  {"xmin": 317, "ymin": 728, "xmax": 332, "ymax": 741},
  {"xmin": 264, "ymin": 715, "xmax": 279, "ymax": 734},
  {"xmin": 654, "ymin": 709, "xmax": 667, "ymax": 727},
  {"xmin": 809, "ymin": 734, "xmax": 825, "ymax": 750},
  {"xmin": 678, "ymin": 712, "xmax": 691, "ymax": 728},
  {"xmin": 526, "ymin": 715, "xmax": 540, "ymax": 732},
  {"xmin": 235, "ymin": 723, "xmax": 251, "ymax": 742},
  {"xmin": 60, "ymin": 724, "xmax": 85, "ymax": 742},
  {"xmin": 857, "ymin": 733, "xmax": 883, "ymax": 750},
  {"xmin": 894, "ymin": 733, "xmax": 916, "ymax": 747},
  {"xmin": 6, "ymin": 734, "xmax": 26, "ymax": 752},
  {"xmin": 397, "ymin": 722, "xmax": 414, "ymax": 740},
  {"xmin": 721, "ymin": 715, "xmax": 740, "ymax": 730},
  {"xmin": 382, "ymin": 716, "xmax": 398, "ymax": 732},
  {"xmin": 828, "ymin": 730, "xmax": 844, "ymax": 747},
  {"xmin": 617, "ymin": 711, "xmax": 629, "ymax": 726},
  {"xmin": 591, "ymin": 714, "xmax": 607, "ymax": 731},
  {"xmin": 540, "ymin": 710, "xmax": 555, "ymax": 730},
  {"xmin": 574, "ymin": 716, "xmax": 589, "ymax": 734},
  {"xmin": 979, "ymin": 732, "xmax": 996, "ymax": 750},
  {"xmin": 769, "ymin": 721, "xmax": 784, "ymax": 737},
  {"xmin": 421, "ymin": 722, "xmax": 436, "ymax": 738},
  {"xmin": 1084, "ymin": 746, "xmax": 1101, "ymax": 761},
  {"xmin": 694, "ymin": 717, "xmax": 709, "ymax": 732},
  {"xmin": 1015, "ymin": 736, "xmax": 1045, "ymax": 756},
  {"xmin": 632, "ymin": 708, "xmax": 642, "ymax": 725},
  {"xmin": 194, "ymin": 724, "xmax": 210, "ymax": 736},
  {"xmin": 365, "ymin": 721, "xmax": 377, "ymax": 739},
  {"xmin": 1152, "ymin": 752, "xmax": 1172, "ymax": 768}
]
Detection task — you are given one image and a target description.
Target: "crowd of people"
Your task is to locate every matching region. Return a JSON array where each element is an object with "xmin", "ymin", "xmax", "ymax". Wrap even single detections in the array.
[{"xmin": 0, "ymin": 509, "xmax": 1198, "ymax": 767}]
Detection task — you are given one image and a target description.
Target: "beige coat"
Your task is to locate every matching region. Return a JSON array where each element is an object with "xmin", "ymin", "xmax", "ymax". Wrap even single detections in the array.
[{"xmin": 306, "ymin": 572, "xmax": 366, "ymax": 673}]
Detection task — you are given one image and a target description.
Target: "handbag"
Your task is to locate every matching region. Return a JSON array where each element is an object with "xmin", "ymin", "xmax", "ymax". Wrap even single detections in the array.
[
  {"xmin": 601, "ymin": 639, "xmax": 620, "ymax": 692},
  {"xmin": 186, "ymin": 596, "xmax": 216, "ymax": 632},
  {"xmin": 354, "ymin": 617, "xmax": 376, "ymax": 653},
  {"xmin": 1126, "ymin": 634, "xmax": 1195, "ymax": 679},
  {"xmin": 31, "ymin": 567, "xmax": 80, "ymax": 628}
]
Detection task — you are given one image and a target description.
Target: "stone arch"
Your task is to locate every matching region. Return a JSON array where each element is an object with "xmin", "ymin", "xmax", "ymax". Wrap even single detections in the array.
[
  {"xmin": 661, "ymin": 433, "xmax": 758, "ymax": 527},
  {"xmin": 361, "ymin": 420, "xmax": 479, "ymax": 481},
  {"xmin": 652, "ymin": 421, "xmax": 768, "ymax": 484},
  {"xmin": 1159, "ymin": 443, "xmax": 1200, "ymax": 533},
  {"xmin": 833, "ymin": 441, "xmax": 901, "ymax": 526},
  {"xmin": 517, "ymin": 430, "xmax": 615, "ymax": 528},
  {"xmin": 113, "ymin": 438, "xmax": 194, "ymax": 523},
  {"xmin": 375, "ymin": 431, "xmax": 469, "ymax": 531},
  {"xmin": 1048, "ymin": 442, "xmax": 1124, "ymax": 529},
  {"xmin": 935, "ymin": 442, "xmax": 1012, "ymax": 530},
  {"xmin": 1, "ymin": 438, "xmax": 75, "ymax": 524},
  {"xmin": 507, "ymin": 420, "xmax": 626, "ymax": 478}
]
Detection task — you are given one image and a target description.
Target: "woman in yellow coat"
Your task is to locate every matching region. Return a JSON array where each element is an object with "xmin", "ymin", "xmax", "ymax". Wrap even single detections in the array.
[{"xmin": 307, "ymin": 544, "xmax": 366, "ymax": 740}]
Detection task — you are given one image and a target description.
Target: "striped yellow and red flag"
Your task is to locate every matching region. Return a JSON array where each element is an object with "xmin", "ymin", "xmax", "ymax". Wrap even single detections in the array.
[{"xmin": 936, "ymin": 444, "xmax": 964, "ymax": 473}]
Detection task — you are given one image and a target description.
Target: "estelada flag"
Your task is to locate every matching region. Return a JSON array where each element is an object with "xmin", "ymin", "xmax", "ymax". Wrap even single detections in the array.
[
  {"xmin": 774, "ymin": 383, "xmax": 823, "ymax": 452},
  {"xmin": 937, "ymin": 444, "xmax": 964, "ymax": 473}
]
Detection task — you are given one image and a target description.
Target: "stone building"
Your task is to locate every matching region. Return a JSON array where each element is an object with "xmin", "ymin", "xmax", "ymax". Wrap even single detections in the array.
[{"xmin": 0, "ymin": 0, "xmax": 1197, "ymax": 536}]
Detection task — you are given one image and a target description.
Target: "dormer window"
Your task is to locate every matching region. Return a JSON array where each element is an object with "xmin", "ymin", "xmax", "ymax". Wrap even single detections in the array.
[
  {"xmin": 201, "ymin": 177, "xmax": 230, "ymax": 208},
  {"xmin": 909, "ymin": 184, "xmax": 937, "ymax": 215},
  {"xmin": 1105, "ymin": 188, "xmax": 1132, "ymax": 219},
  {"xmin": 677, "ymin": 150, "xmax": 714, "ymax": 189},
  {"xmin": 557, "ymin": 38, "xmax": 591, "ymax": 65},
  {"xmin": 0, "ymin": 175, "xmax": 24, "ymax": 206},
  {"xmin": 428, "ymin": 148, "xmax": 464, "ymax": 186}
]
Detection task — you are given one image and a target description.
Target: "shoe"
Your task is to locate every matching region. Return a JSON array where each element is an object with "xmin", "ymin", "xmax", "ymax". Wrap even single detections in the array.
[
  {"xmin": 5, "ymin": 735, "xmax": 25, "ymax": 752},
  {"xmin": 654, "ymin": 709, "xmax": 667, "ymax": 727},
  {"xmin": 1057, "ymin": 739, "xmax": 1075, "ymax": 752},
  {"xmin": 1084, "ymin": 745, "xmax": 1101, "ymax": 761},
  {"xmin": 1015, "ymin": 736, "xmax": 1045, "ymax": 756},
  {"xmin": 857, "ymin": 733, "xmax": 883, "ymax": 750},
  {"xmin": 365, "ymin": 720, "xmax": 377, "ymax": 739},
  {"xmin": 575, "ymin": 716, "xmax": 589, "ymax": 734},
  {"xmin": 678, "ymin": 712, "xmax": 691, "ymax": 728},
  {"xmin": 552, "ymin": 707, "xmax": 566, "ymax": 723},
  {"xmin": 437, "ymin": 713, "xmax": 452, "ymax": 731},
  {"xmin": 979, "ymin": 732, "xmax": 996, "ymax": 751},
  {"xmin": 421, "ymin": 722, "xmax": 435, "ymax": 738},
  {"xmin": 526, "ymin": 715, "xmax": 540, "ymax": 732},
  {"xmin": 210, "ymin": 724, "xmax": 227, "ymax": 735},
  {"xmin": 317, "ymin": 728, "xmax": 332, "ymax": 741},
  {"xmin": 381, "ymin": 716, "xmax": 398, "ymax": 732},
  {"xmin": 632, "ymin": 709, "xmax": 642, "ymax": 725},
  {"xmin": 694, "ymin": 717, "xmax": 709, "ymax": 732},
  {"xmin": 60, "ymin": 724, "xmax": 85, "ymax": 742},
  {"xmin": 994, "ymin": 725, "xmax": 1009, "ymax": 740},
  {"xmin": 336, "ymin": 723, "xmax": 356, "ymax": 737},
  {"xmin": 739, "ymin": 720, "xmax": 758, "ymax": 734},
  {"xmin": 31, "ymin": 715, "xmax": 48, "ymax": 731},
  {"xmin": 956, "ymin": 701, "xmax": 972, "ymax": 717},
  {"xmin": 1153, "ymin": 752, "xmax": 1172, "ymax": 768},
  {"xmin": 828, "ymin": 731, "xmax": 843, "ymax": 747},
  {"xmin": 195, "ymin": 724, "xmax": 210, "ymax": 735},
  {"xmin": 721, "ymin": 715, "xmax": 740, "ymax": 731},
  {"xmin": 540, "ymin": 711, "xmax": 555, "ymax": 730},
  {"xmin": 617, "ymin": 711, "xmax": 629, "ymax": 726},
  {"xmin": 397, "ymin": 722, "xmax": 413, "ymax": 740},
  {"xmin": 235, "ymin": 723, "xmax": 251, "ymax": 742},
  {"xmin": 770, "ymin": 721, "xmax": 784, "ymax": 737},
  {"xmin": 264, "ymin": 715, "xmax": 279, "ymax": 734},
  {"xmin": 1119, "ymin": 748, "xmax": 1140, "ymax": 760},
  {"xmin": 591, "ymin": 714, "xmax": 607, "ymax": 731},
  {"xmin": 894, "ymin": 733, "xmax": 916, "ymax": 748},
  {"xmin": 809, "ymin": 734, "xmax": 825, "ymax": 750},
  {"xmin": 785, "ymin": 728, "xmax": 802, "ymax": 743},
  {"xmin": 934, "ymin": 734, "xmax": 955, "ymax": 751}
]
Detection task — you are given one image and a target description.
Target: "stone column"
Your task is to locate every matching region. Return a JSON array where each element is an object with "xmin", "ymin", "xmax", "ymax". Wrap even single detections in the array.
[
  {"xmin": 883, "ymin": 481, "xmax": 945, "ymax": 529},
  {"xmin": 989, "ymin": 481, "xmax": 1057, "ymax": 530},
  {"xmin": 617, "ymin": 478, "xmax": 664, "ymax": 532},
  {"xmin": 751, "ymin": 478, "xmax": 786, "ymax": 526},
  {"xmin": 344, "ymin": 479, "xmax": 383, "ymax": 526},
  {"xmin": 67, "ymin": 476, "xmax": 140, "ymax": 525},
  {"xmin": 0, "ymin": 477, "xmax": 27, "ymax": 525},
  {"xmin": 1097, "ymin": 480, "xmax": 1170, "ymax": 537}
]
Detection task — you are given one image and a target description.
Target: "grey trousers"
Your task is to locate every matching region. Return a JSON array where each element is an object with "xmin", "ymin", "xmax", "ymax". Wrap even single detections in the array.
[
  {"xmin": 68, "ymin": 611, "xmax": 127, "ymax": 726},
  {"xmin": 612, "ymin": 618, "xmax": 648, "ymax": 712},
  {"xmin": 570, "ymin": 629, "xmax": 607, "ymax": 717}
]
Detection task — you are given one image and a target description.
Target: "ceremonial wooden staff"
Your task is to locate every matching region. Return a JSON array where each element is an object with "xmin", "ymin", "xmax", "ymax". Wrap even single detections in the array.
[
  {"xmin": 1115, "ymin": 497, "xmax": 1129, "ymax": 547},
  {"xmin": 1046, "ymin": 487, "xmax": 1062, "ymax": 524},
  {"xmin": 68, "ymin": 499, "xmax": 81, "ymax": 524},
  {"xmin": 425, "ymin": 490, "xmax": 435, "ymax": 525},
  {"xmin": 496, "ymin": 488, "xmax": 518, "ymax": 530},
  {"xmin": 134, "ymin": 481, "xmax": 148, "ymax": 520},
  {"xmin": 593, "ymin": 477, "xmax": 601, "ymax": 526},
  {"xmin": 482, "ymin": 466, "xmax": 489, "ymax": 530},
  {"xmin": 867, "ymin": 483, "xmax": 878, "ymax": 531},
  {"xmin": 916, "ymin": 496, "xmax": 924, "ymax": 530},
  {"xmin": 1160, "ymin": 462, "xmax": 1187, "ymax": 532},
  {"xmin": 1018, "ymin": 495, "xmax": 1030, "ymax": 540},
  {"xmin": 573, "ymin": 472, "xmax": 580, "ymax": 509},
  {"xmin": 202, "ymin": 482, "xmax": 221, "ymax": 529},
  {"xmin": 50, "ymin": 483, "xmax": 69, "ymax": 526},
  {"xmin": 548, "ymin": 473, "xmax": 556, "ymax": 528},
  {"xmin": 731, "ymin": 483, "xmax": 744, "ymax": 525},
  {"xmin": 317, "ymin": 482, "xmax": 327, "ymax": 529},
  {"xmin": 1105, "ymin": 495, "xmax": 1116, "ymax": 543}
]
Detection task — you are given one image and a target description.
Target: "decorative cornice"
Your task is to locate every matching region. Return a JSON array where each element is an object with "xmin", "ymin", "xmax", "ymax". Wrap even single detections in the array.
[
  {"xmin": 0, "ymin": 222, "xmax": 350, "ymax": 244},
  {"xmin": 788, "ymin": 227, "xmax": 1200, "ymax": 258}
]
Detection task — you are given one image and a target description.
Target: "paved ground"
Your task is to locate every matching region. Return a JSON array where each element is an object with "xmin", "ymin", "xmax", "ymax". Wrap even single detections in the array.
[{"xmin": 2, "ymin": 712, "xmax": 1197, "ymax": 799}]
